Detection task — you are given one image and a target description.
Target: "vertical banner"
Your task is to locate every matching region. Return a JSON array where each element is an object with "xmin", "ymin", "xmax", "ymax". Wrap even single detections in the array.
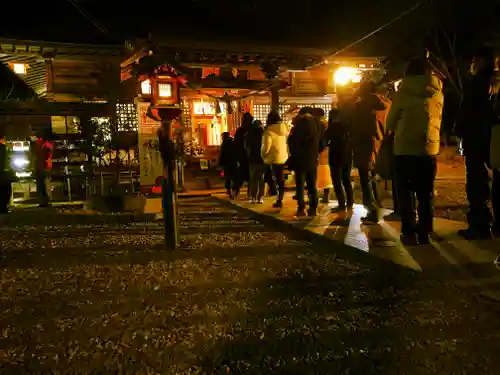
[{"xmin": 137, "ymin": 102, "xmax": 163, "ymax": 189}]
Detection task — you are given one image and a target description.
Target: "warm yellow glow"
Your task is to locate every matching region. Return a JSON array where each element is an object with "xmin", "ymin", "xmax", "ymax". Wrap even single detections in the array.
[
  {"xmin": 193, "ymin": 101, "xmax": 226, "ymax": 115},
  {"xmin": 141, "ymin": 79, "xmax": 152, "ymax": 95},
  {"xmin": 334, "ymin": 67, "xmax": 362, "ymax": 86},
  {"xmin": 13, "ymin": 63, "xmax": 27, "ymax": 75},
  {"xmin": 158, "ymin": 83, "xmax": 172, "ymax": 98}
]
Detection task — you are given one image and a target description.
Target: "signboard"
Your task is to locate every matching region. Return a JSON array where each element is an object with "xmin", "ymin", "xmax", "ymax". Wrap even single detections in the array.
[{"xmin": 137, "ymin": 102, "xmax": 163, "ymax": 189}]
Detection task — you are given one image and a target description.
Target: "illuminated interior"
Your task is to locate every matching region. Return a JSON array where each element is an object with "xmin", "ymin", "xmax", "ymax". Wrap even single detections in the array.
[
  {"xmin": 141, "ymin": 79, "xmax": 152, "ymax": 95},
  {"xmin": 193, "ymin": 101, "xmax": 227, "ymax": 115},
  {"xmin": 334, "ymin": 67, "xmax": 363, "ymax": 86}
]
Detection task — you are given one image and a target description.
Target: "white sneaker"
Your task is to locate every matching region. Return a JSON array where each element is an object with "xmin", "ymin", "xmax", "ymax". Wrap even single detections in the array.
[{"xmin": 258, "ymin": 198, "xmax": 264, "ymax": 204}]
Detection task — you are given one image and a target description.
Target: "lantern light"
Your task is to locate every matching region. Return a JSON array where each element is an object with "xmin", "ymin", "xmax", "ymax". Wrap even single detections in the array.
[{"xmin": 158, "ymin": 83, "xmax": 172, "ymax": 98}]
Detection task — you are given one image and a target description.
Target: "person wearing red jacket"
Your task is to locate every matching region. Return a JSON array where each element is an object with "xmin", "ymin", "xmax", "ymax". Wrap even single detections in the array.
[{"xmin": 33, "ymin": 131, "xmax": 53, "ymax": 207}]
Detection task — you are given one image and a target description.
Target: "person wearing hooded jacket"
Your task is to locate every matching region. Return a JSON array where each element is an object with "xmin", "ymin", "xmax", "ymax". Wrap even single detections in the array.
[
  {"xmin": 386, "ymin": 57, "xmax": 444, "ymax": 245},
  {"xmin": 262, "ymin": 111, "xmax": 289, "ymax": 208}
]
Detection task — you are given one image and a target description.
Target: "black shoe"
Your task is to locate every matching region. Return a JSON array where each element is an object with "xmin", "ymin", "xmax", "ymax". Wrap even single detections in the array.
[
  {"xmin": 417, "ymin": 232, "xmax": 432, "ymax": 245},
  {"xmin": 457, "ymin": 227, "xmax": 493, "ymax": 240},
  {"xmin": 292, "ymin": 195, "xmax": 297, "ymax": 201},
  {"xmin": 400, "ymin": 233, "xmax": 418, "ymax": 246},
  {"xmin": 272, "ymin": 201, "xmax": 282, "ymax": 208}
]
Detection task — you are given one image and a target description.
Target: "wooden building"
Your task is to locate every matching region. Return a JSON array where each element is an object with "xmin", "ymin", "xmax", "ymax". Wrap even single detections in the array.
[{"xmin": 121, "ymin": 38, "xmax": 381, "ymax": 157}]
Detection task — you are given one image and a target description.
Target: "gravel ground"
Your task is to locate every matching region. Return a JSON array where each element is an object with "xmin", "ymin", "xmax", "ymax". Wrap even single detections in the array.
[{"xmin": 1, "ymin": 198, "xmax": 500, "ymax": 374}]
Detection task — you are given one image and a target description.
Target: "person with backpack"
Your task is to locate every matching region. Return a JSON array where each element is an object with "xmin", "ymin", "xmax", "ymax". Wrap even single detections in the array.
[
  {"xmin": 262, "ymin": 111, "xmax": 289, "ymax": 208},
  {"xmin": 245, "ymin": 120, "xmax": 266, "ymax": 203}
]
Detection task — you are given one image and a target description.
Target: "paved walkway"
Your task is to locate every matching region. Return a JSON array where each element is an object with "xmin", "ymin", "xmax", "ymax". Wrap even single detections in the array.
[{"xmin": 219, "ymin": 192, "xmax": 500, "ymax": 300}]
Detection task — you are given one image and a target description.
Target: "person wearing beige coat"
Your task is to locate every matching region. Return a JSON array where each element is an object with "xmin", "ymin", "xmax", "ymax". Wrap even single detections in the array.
[{"xmin": 386, "ymin": 57, "xmax": 444, "ymax": 246}]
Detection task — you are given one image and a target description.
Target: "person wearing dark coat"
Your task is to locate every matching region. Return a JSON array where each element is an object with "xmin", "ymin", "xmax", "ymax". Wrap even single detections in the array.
[
  {"xmin": 245, "ymin": 120, "xmax": 266, "ymax": 203},
  {"xmin": 0, "ymin": 135, "xmax": 12, "ymax": 213},
  {"xmin": 288, "ymin": 107, "xmax": 324, "ymax": 216},
  {"xmin": 232, "ymin": 112, "xmax": 253, "ymax": 198},
  {"xmin": 219, "ymin": 132, "xmax": 237, "ymax": 197},
  {"xmin": 325, "ymin": 107, "xmax": 354, "ymax": 211},
  {"xmin": 351, "ymin": 80, "xmax": 390, "ymax": 223},
  {"xmin": 455, "ymin": 45, "xmax": 500, "ymax": 239}
]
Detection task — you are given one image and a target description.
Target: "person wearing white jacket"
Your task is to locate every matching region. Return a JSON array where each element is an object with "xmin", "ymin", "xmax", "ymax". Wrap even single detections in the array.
[
  {"xmin": 262, "ymin": 111, "xmax": 290, "ymax": 208},
  {"xmin": 386, "ymin": 57, "xmax": 444, "ymax": 246}
]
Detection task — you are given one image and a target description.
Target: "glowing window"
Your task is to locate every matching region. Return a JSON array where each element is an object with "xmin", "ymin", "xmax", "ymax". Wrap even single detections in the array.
[{"xmin": 141, "ymin": 79, "xmax": 152, "ymax": 95}]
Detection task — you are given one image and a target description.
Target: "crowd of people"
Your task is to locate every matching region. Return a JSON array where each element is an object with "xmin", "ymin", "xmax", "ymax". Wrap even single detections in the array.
[{"xmin": 219, "ymin": 46, "xmax": 500, "ymax": 246}]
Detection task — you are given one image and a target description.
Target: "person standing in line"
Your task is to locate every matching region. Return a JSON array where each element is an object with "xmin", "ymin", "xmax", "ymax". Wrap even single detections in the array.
[
  {"xmin": 325, "ymin": 106, "xmax": 354, "ymax": 211},
  {"xmin": 288, "ymin": 107, "xmax": 324, "ymax": 216},
  {"xmin": 232, "ymin": 112, "xmax": 253, "ymax": 199},
  {"xmin": 312, "ymin": 108, "xmax": 333, "ymax": 203},
  {"xmin": 33, "ymin": 130, "xmax": 53, "ymax": 207},
  {"xmin": 245, "ymin": 120, "xmax": 266, "ymax": 203},
  {"xmin": 218, "ymin": 132, "xmax": 237, "ymax": 198},
  {"xmin": 262, "ymin": 111, "xmax": 289, "ymax": 208},
  {"xmin": 386, "ymin": 57, "xmax": 444, "ymax": 245},
  {"xmin": 0, "ymin": 134, "xmax": 12, "ymax": 214},
  {"xmin": 351, "ymin": 80, "xmax": 390, "ymax": 223},
  {"xmin": 455, "ymin": 45, "xmax": 500, "ymax": 239}
]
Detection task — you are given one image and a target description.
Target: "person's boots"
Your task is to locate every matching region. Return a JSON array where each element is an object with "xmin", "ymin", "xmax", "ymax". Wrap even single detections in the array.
[{"xmin": 272, "ymin": 200, "xmax": 282, "ymax": 208}]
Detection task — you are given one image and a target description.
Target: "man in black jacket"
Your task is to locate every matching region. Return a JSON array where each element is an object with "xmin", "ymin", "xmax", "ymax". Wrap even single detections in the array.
[
  {"xmin": 288, "ymin": 107, "xmax": 324, "ymax": 216},
  {"xmin": 456, "ymin": 45, "xmax": 500, "ymax": 239}
]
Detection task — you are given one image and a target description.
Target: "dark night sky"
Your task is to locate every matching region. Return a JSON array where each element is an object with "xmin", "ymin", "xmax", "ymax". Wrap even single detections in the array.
[{"xmin": 1, "ymin": 0, "xmax": 499, "ymax": 55}]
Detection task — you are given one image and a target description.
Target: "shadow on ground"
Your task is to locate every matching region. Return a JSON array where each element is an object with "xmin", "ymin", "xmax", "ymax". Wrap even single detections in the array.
[{"xmin": 199, "ymin": 266, "xmax": 500, "ymax": 374}]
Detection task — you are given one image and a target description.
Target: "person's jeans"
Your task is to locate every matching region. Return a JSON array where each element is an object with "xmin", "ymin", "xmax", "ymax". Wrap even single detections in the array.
[
  {"xmin": 295, "ymin": 167, "xmax": 318, "ymax": 210},
  {"xmin": 36, "ymin": 170, "xmax": 50, "ymax": 205},
  {"xmin": 358, "ymin": 164, "xmax": 380, "ymax": 217},
  {"xmin": 463, "ymin": 147, "xmax": 492, "ymax": 230},
  {"xmin": 329, "ymin": 161, "xmax": 353, "ymax": 208},
  {"xmin": 271, "ymin": 164, "xmax": 285, "ymax": 202},
  {"xmin": 395, "ymin": 155, "xmax": 437, "ymax": 235},
  {"xmin": 249, "ymin": 164, "xmax": 266, "ymax": 199},
  {"xmin": 223, "ymin": 167, "xmax": 236, "ymax": 193}
]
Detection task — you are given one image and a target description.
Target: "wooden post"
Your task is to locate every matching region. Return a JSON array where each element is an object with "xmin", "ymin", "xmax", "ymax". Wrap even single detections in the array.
[
  {"xmin": 158, "ymin": 115, "xmax": 180, "ymax": 250},
  {"xmin": 271, "ymin": 83, "xmax": 280, "ymax": 113}
]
